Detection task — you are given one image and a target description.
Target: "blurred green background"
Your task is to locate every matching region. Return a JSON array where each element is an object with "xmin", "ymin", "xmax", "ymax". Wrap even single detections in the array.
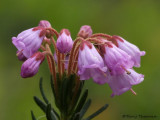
[{"xmin": 0, "ymin": 0, "xmax": 160, "ymax": 120}]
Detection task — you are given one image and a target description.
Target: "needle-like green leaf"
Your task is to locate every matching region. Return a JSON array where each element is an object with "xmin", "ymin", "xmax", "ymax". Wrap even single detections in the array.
[
  {"xmin": 79, "ymin": 99, "xmax": 91, "ymax": 119},
  {"xmin": 31, "ymin": 110, "xmax": 36, "ymax": 120},
  {"xmin": 83, "ymin": 104, "xmax": 109, "ymax": 120}
]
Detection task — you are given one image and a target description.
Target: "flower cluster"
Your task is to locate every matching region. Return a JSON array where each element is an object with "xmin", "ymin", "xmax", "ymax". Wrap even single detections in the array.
[{"xmin": 12, "ymin": 20, "xmax": 145, "ymax": 97}]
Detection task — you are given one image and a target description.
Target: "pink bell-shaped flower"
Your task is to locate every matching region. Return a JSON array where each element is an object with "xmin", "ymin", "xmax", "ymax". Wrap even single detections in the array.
[
  {"xmin": 112, "ymin": 35, "xmax": 146, "ymax": 67},
  {"xmin": 21, "ymin": 52, "xmax": 45, "ymax": 78},
  {"xmin": 78, "ymin": 41, "xmax": 108, "ymax": 84},
  {"xmin": 103, "ymin": 42, "xmax": 134, "ymax": 75},
  {"xmin": 108, "ymin": 69, "xmax": 144, "ymax": 97},
  {"xmin": 12, "ymin": 27, "xmax": 46, "ymax": 58}
]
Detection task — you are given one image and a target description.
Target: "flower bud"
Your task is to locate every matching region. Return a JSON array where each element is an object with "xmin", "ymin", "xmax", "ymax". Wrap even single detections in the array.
[
  {"xmin": 21, "ymin": 52, "xmax": 45, "ymax": 78},
  {"xmin": 38, "ymin": 20, "xmax": 51, "ymax": 28},
  {"xmin": 12, "ymin": 27, "xmax": 45, "ymax": 58},
  {"xmin": 78, "ymin": 25, "xmax": 92, "ymax": 39},
  {"xmin": 56, "ymin": 29, "xmax": 73, "ymax": 53}
]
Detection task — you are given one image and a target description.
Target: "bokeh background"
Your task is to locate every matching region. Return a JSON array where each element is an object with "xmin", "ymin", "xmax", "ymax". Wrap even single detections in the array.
[{"xmin": 0, "ymin": 0, "xmax": 160, "ymax": 120}]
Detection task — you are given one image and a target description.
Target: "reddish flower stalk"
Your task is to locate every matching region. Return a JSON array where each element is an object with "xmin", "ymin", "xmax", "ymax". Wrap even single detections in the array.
[
  {"xmin": 46, "ymin": 56, "xmax": 53, "ymax": 74},
  {"xmin": 40, "ymin": 44, "xmax": 53, "ymax": 74},
  {"xmin": 45, "ymin": 44, "xmax": 54, "ymax": 75},
  {"xmin": 72, "ymin": 45, "xmax": 80, "ymax": 74},
  {"xmin": 40, "ymin": 45, "xmax": 46, "ymax": 51},
  {"xmin": 46, "ymin": 28, "xmax": 59, "ymax": 38},
  {"xmin": 43, "ymin": 50, "xmax": 58, "ymax": 98},
  {"xmin": 51, "ymin": 36, "xmax": 58, "ymax": 54},
  {"xmin": 67, "ymin": 37, "xmax": 84, "ymax": 76},
  {"xmin": 50, "ymin": 36, "xmax": 63, "ymax": 78},
  {"xmin": 86, "ymin": 38, "xmax": 105, "ymax": 44},
  {"xmin": 90, "ymin": 33, "xmax": 112, "ymax": 39}
]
